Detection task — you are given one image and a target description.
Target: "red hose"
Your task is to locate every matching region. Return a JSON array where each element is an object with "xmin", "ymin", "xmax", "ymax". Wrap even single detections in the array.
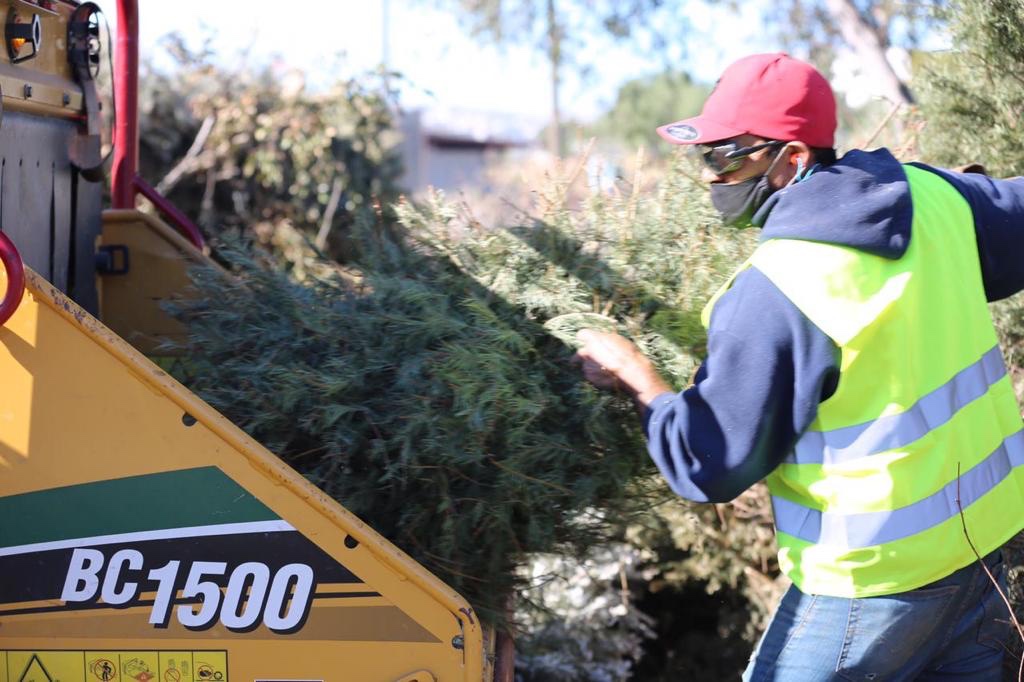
[
  {"xmin": 112, "ymin": 0, "xmax": 205, "ymax": 250},
  {"xmin": 112, "ymin": 0, "xmax": 138, "ymax": 209},
  {"xmin": 134, "ymin": 177, "xmax": 206, "ymax": 250},
  {"xmin": 0, "ymin": 232, "xmax": 25, "ymax": 328}
]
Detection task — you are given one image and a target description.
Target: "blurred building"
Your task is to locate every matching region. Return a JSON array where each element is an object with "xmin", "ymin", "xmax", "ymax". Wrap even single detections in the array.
[{"xmin": 398, "ymin": 107, "xmax": 542, "ymax": 195}]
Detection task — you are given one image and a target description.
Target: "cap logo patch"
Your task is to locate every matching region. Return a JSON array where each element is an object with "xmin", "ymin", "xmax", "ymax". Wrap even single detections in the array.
[{"xmin": 665, "ymin": 124, "xmax": 699, "ymax": 141}]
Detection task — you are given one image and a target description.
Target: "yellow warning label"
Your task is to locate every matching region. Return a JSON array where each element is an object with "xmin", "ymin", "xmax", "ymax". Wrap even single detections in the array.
[
  {"xmin": 86, "ymin": 653, "xmax": 120, "ymax": 682},
  {"xmin": 157, "ymin": 653, "xmax": 191, "ymax": 682},
  {"xmin": 2, "ymin": 652, "xmax": 227, "ymax": 682},
  {"xmin": 118, "ymin": 653, "xmax": 157, "ymax": 682},
  {"xmin": 8, "ymin": 651, "xmax": 81, "ymax": 682},
  {"xmin": 191, "ymin": 652, "xmax": 227, "ymax": 682}
]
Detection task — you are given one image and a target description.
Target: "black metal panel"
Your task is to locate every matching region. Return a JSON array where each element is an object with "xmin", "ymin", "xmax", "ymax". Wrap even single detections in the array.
[
  {"xmin": 1, "ymin": 153, "xmax": 28, "ymax": 273},
  {"xmin": 0, "ymin": 111, "xmax": 102, "ymax": 313},
  {"xmin": 20, "ymin": 160, "xmax": 53, "ymax": 279},
  {"xmin": 71, "ymin": 168, "xmax": 102, "ymax": 314},
  {"xmin": 51, "ymin": 161, "xmax": 71, "ymax": 292},
  {"xmin": 0, "ymin": 112, "xmax": 64, "ymax": 280}
]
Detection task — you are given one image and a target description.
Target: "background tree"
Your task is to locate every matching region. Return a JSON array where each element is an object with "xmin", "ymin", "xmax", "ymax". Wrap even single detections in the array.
[
  {"xmin": 434, "ymin": 0, "xmax": 665, "ymax": 156},
  {"xmin": 589, "ymin": 70, "xmax": 710, "ymax": 158},
  {"xmin": 439, "ymin": 0, "xmax": 946, "ymax": 160},
  {"xmin": 917, "ymin": 0, "xmax": 1024, "ymax": 177},
  {"xmin": 753, "ymin": 0, "xmax": 946, "ymax": 105}
]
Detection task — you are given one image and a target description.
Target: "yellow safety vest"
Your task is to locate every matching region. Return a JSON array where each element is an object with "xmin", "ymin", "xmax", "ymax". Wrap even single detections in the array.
[{"xmin": 702, "ymin": 164, "xmax": 1024, "ymax": 597}]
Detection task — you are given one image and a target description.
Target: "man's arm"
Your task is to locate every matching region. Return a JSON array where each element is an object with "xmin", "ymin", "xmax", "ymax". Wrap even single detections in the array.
[
  {"xmin": 577, "ymin": 268, "xmax": 839, "ymax": 503},
  {"xmin": 910, "ymin": 164, "xmax": 1024, "ymax": 301}
]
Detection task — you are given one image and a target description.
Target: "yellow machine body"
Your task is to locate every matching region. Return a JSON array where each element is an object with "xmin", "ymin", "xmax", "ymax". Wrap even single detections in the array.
[
  {"xmin": 96, "ymin": 209, "xmax": 214, "ymax": 356},
  {"xmin": 0, "ymin": 0, "xmax": 86, "ymax": 119},
  {"xmin": 0, "ymin": 267, "xmax": 490, "ymax": 681}
]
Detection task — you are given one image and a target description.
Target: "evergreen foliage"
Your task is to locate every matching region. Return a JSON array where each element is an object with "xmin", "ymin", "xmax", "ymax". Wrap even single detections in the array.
[
  {"xmin": 918, "ymin": 0, "xmax": 1024, "ymax": 177},
  {"xmin": 168, "ymin": 153, "xmax": 757, "ymax": 627}
]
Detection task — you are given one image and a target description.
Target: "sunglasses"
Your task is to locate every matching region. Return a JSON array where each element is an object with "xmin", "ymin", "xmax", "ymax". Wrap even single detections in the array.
[{"xmin": 698, "ymin": 140, "xmax": 784, "ymax": 175}]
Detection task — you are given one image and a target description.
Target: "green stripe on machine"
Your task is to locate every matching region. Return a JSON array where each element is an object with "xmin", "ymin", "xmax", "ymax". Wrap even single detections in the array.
[{"xmin": 0, "ymin": 466, "xmax": 280, "ymax": 548}]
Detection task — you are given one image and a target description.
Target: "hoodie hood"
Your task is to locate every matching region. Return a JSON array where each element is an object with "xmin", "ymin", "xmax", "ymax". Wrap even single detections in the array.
[{"xmin": 753, "ymin": 148, "xmax": 912, "ymax": 259}]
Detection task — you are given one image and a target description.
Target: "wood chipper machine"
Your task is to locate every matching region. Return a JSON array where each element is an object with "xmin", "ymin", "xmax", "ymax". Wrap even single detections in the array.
[{"xmin": 0, "ymin": 2, "xmax": 497, "ymax": 680}]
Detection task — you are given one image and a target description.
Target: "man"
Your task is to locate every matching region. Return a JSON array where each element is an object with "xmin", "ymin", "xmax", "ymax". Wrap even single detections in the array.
[{"xmin": 575, "ymin": 52, "xmax": 1024, "ymax": 680}]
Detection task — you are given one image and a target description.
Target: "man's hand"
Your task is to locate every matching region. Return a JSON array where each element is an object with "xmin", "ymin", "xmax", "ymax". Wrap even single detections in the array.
[{"xmin": 573, "ymin": 329, "xmax": 672, "ymax": 409}]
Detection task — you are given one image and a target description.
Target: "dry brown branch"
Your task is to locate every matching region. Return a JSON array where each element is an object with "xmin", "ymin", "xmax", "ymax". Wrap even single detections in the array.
[
  {"xmin": 713, "ymin": 503, "xmax": 728, "ymax": 530},
  {"xmin": 199, "ymin": 169, "xmax": 217, "ymax": 228},
  {"xmin": 743, "ymin": 565, "xmax": 785, "ymax": 611},
  {"xmin": 486, "ymin": 455, "xmax": 573, "ymax": 495},
  {"xmin": 672, "ymin": 149, "xmax": 710, "ymax": 191},
  {"xmin": 892, "ymin": 117, "xmax": 927, "ymax": 161},
  {"xmin": 558, "ymin": 137, "xmax": 595, "ymax": 209},
  {"xmin": 156, "ymin": 114, "xmax": 216, "ymax": 195},
  {"xmin": 618, "ymin": 557, "xmax": 630, "ymax": 608},
  {"xmin": 860, "ymin": 101, "xmax": 903, "ymax": 149},
  {"xmin": 314, "ymin": 175, "xmax": 345, "ymax": 250},
  {"xmin": 626, "ymin": 145, "xmax": 645, "ymax": 237},
  {"xmin": 957, "ymin": 462, "xmax": 1024, "ymax": 681}
]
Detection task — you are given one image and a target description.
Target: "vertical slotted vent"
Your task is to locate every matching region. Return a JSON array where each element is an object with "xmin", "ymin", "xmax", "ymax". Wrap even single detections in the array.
[
  {"xmin": 48, "ymin": 162, "xmax": 55, "ymax": 281},
  {"xmin": 68, "ymin": 166, "xmax": 79, "ymax": 299}
]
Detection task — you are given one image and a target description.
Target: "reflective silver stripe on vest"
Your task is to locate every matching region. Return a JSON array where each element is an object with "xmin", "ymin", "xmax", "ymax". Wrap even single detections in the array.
[
  {"xmin": 786, "ymin": 345, "xmax": 1007, "ymax": 466},
  {"xmin": 773, "ymin": 429, "xmax": 1024, "ymax": 548}
]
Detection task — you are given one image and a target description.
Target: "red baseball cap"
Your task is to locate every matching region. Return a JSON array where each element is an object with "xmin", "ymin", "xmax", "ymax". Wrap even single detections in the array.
[{"xmin": 656, "ymin": 53, "xmax": 837, "ymax": 148}]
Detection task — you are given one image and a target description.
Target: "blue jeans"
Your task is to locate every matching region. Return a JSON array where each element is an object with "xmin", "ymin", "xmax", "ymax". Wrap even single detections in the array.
[{"xmin": 743, "ymin": 551, "xmax": 1011, "ymax": 681}]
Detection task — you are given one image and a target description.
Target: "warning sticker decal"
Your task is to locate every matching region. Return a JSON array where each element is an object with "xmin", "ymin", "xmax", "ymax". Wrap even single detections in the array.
[{"xmin": 3, "ymin": 651, "xmax": 227, "ymax": 682}]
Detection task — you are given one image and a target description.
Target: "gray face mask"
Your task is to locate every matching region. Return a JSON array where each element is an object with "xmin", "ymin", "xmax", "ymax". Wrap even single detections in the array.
[
  {"xmin": 709, "ymin": 150, "xmax": 807, "ymax": 228},
  {"xmin": 709, "ymin": 173, "xmax": 776, "ymax": 228}
]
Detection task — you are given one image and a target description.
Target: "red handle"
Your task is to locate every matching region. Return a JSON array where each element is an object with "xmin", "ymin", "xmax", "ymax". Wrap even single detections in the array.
[{"xmin": 0, "ymin": 231, "xmax": 25, "ymax": 328}]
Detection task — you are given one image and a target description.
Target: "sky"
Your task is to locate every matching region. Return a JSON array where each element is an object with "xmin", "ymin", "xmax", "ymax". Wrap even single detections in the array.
[
  {"xmin": 117, "ymin": 1, "xmax": 938, "ymax": 135},
  {"xmin": 124, "ymin": 0, "xmax": 781, "ymax": 130}
]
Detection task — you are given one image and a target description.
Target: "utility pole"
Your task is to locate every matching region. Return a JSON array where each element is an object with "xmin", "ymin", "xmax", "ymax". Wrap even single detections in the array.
[
  {"xmin": 382, "ymin": 0, "xmax": 391, "ymax": 92},
  {"xmin": 546, "ymin": 0, "xmax": 563, "ymax": 158}
]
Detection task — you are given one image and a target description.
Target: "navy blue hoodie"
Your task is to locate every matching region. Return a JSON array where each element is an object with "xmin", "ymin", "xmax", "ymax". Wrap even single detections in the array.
[{"xmin": 644, "ymin": 148, "xmax": 1024, "ymax": 503}]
